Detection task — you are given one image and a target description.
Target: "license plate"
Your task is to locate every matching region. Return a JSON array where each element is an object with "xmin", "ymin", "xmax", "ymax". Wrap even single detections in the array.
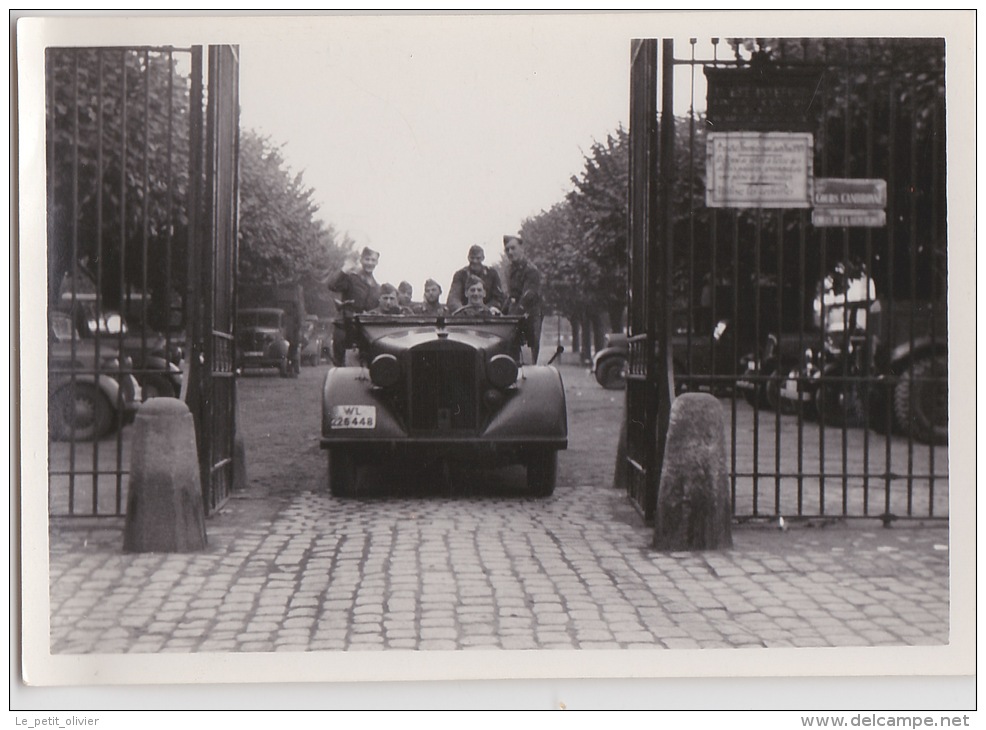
[
  {"xmin": 330, "ymin": 405, "xmax": 376, "ymax": 429},
  {"xmin": 244, "ymin": 351, "xmax": 263, "ymax": 358}
]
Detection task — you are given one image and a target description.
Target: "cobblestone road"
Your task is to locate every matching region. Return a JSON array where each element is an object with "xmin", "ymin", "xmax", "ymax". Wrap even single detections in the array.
[{"xmin": 47, "ymin": 361, "xmax": 950, "ymax": 656}]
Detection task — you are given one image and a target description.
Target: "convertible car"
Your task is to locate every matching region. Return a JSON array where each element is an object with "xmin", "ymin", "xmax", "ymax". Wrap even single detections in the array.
[{"xmin": 320, "ymin": 314, "xmax": 568, "ymax": 498}]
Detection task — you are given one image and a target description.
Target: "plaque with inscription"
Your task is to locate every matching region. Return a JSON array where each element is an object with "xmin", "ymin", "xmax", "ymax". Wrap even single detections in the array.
[
  {"xmin": 705, "ymin": 66, "xmax": 824, "ymax": 132},
  {"xmin": 705, "ymin": 132, "xmax": 814, "ymax": 209}
]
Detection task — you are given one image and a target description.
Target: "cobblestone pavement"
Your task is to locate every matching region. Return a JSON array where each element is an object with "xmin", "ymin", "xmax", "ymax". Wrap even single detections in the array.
[
  {"xmin": 46, "ymin": 360, "xmax": 950, "ymax": 655},
  {"xmin": 48, "ymin": 481, "xmax": 949, "ymax": 654}
]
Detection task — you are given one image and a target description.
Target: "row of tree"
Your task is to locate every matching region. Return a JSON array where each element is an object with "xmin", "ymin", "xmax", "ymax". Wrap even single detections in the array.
[
  {"xmin": 46, "ymin": 47, "xmax": 357, "ymax": 330},
  {"xmin": 505, "ymin": 37, "xmax": 947, "ymax": 360}
]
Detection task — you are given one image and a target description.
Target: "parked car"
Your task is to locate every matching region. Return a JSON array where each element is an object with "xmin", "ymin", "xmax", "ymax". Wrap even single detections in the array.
[
  {"xmin": 301, "ymin": 315, "xmax": 325, "ymax": 366},
  {"xmin": 738, "ymin": 262, "xmax": 947, "ymax": 445},
  {"xmin": 236, "ymin": 307, "xmax": 293, "ymax": 377},
  {"xmin": 320, "ymin": 313, "xmax": 568, "ymax": 498},
  {"xmin": 63, "ymin": 301, "xmax": 183, "ymax": 400},
  {"xmin": 592, "ymin": 316, "xmax": 748, "ymax": 394},
  {"xmin": 48, "ymin": 311, "xmax": 141, "ymax": 441}
]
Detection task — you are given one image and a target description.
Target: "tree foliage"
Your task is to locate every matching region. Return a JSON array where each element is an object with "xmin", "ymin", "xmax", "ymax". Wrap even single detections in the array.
[
  {"xmin": 236, "ymin": 130, "xmax": 354, "ymax": 304},
  {"xmin": 46, "ymin": 47, "xmax": 193, "ymax": 324}
]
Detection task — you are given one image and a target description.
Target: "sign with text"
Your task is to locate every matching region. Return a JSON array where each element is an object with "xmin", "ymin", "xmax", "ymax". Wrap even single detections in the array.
[
  {"xmin": 813, "ymin": 178, "xmax": 887, "ymax": 208},
  {"xmin": 705, "ymin": 132, "xmax": 813, "ymax": 209},
  {"xmin": 704, "ymin": 66, "xmax": 823, "ymax": 132},
  {"xmin": 811, "ymin": 209, "xmax": 887, "ymax": 227}
]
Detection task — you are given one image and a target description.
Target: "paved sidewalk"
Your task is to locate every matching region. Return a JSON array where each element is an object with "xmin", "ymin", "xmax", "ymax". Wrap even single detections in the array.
[{"xmin": 48, "ymin": 477, "xmax": 949, "ymax": 654}]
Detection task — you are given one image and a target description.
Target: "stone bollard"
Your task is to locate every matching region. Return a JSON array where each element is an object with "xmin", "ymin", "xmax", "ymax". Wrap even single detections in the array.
[
  {"xmin": 123, "ymin": 398, "xmax": 207, "ymax": 553},
  {"xmin": 653, "ymin": 393, "xmax": 732, "ymax": 551}
]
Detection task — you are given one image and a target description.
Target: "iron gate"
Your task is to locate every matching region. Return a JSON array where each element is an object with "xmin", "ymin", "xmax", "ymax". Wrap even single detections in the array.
[
  {"xmin": 46, "ymin": 44, "xmax": 240, "ymax": 517},
  {"xmin": 623, "ymin": 38, "xmax": 948, "ymax": 523}
]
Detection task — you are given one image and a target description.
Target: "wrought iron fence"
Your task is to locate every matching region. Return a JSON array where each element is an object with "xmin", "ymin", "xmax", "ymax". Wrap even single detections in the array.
[
  {"xmin": 46, "ymin": 45, "xmax": 240, "ymax": 517},
  {"xmin": 624, "ymin": 38, "xmax": 948, "ymax": 523}
]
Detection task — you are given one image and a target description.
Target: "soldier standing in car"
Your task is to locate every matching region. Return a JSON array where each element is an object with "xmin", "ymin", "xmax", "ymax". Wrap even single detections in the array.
[
  {"xmin": 503, "ymin": 234, "xmax": 543, "ymax": 363},
  {"xmin": 447, "ymin": 244, "xmax": 505, "ymax": 313},
  {"xmin": 415, "ymin": 279, "xmax": 448, "ymax": 316},
  {"xmin": 326, "ymin": 246, "xmax": 382, "ymax": 365}
]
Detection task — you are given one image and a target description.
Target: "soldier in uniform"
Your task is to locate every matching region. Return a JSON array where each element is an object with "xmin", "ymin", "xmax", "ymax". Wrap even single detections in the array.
[
  {"xmin": 397, "ymin": 281, "xmax": 416, "ymax": 310},
  {"xmin": 502, "ymin": 234, "xmax": 543, "ymax": 363},
  {"xmin": 447, "ymin": 244, "xmax": 505, "ymax": 312},
  {"xmin": 414, "ymin": 278, "xmax": 448, "ymax": 316},
  {"xmin": 368, "ymin": 283, "xmax": 414, "ymax": 315},
  {"xmin": 326, "ymin": 246, "xmax": 382, "ymax": 365},
  {"xmin": 451, "ymin": 276, "xmax": 498, "ymax": 317}
]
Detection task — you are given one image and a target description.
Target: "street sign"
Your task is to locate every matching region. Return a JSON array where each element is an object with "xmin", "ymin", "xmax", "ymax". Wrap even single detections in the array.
[
  {"xmin": 811, "ymin": 209, "xmax": 887, "ymax": 227},
  {"xmin": 813, "ymin": 178, "xmax": 887, "ymax": 208},
  {"xmin": 705, "ymin": 132, "xmax": 813, "ymax": 209}
]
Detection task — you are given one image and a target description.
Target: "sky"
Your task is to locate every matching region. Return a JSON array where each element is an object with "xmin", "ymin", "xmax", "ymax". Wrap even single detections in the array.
[{"xmin": 234, "ymin": 15, "xmax": 644, "ymax": 297}]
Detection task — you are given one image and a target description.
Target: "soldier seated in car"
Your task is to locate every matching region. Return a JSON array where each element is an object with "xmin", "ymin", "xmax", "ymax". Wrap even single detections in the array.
[
  {"xmin": 451, "ymin": 276, "xmax": 499, "ymax": 317},
  {"xmin": 414, "ymin": 278, "xmax": 448, "ymax": 316},
  {"xmin": 368, "ymin": 283, "xmax": 414, "ymax": 315}
]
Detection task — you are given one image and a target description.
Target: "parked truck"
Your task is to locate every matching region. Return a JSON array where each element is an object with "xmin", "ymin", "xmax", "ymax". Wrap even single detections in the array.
[{"xmin": 237, "ymin": 283, "xmax": 306, "ymax": 377}]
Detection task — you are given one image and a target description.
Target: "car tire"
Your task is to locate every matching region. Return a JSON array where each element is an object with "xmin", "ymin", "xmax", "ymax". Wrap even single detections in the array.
[
  {"xmin": 742, "ymin": 366, "xmax": 771, "ymax": 408},
  {"xmin": 328, "ymin": 450, "xmax": 358, "ymax": 498},
  {"xmin": 893, "ymin": 355, "xmax": 948, "ymax": 445},
  {"xmin": 767, "ymin": 365, "xmax": 801, "ymax": 415},
  {"xmin": 815, "ymin": 380, "xmax": 866, "ymax": 429},
  {"xmin": 141, "ymin": 373, "xmax": 176, "ymax": 400},
  {"xmin": 526, "ymin": 450, "xmax": 558, "ymax": 497},
  {"xmin": 595, "ymin": 357, "xmax": 627, "ymax": 390},
  {"xmin": 49, "ymin": 383, "xmax": 113, "ymax": 442}
]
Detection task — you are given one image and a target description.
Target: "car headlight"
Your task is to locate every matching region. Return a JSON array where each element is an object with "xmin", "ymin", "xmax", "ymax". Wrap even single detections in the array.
[
  {"xmin": 487, "ymin": 354, "xmax": 518, "ymax": 389},
  {"xmin": 369, "ymin": 354, "xmax": 400, "ymax": 388}
]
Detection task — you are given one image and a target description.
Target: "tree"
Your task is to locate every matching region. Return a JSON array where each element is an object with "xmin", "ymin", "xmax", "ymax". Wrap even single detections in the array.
[
  {"xmin": 236, "ymin": 130, "xmax": 355, "ymax": 316},
  {"xmin": 46, "ymin": 47, "xmax": 193, "ymax": 327}
]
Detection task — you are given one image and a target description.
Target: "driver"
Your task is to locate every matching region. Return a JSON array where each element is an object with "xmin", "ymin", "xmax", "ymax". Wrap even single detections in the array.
[{"xmin": 452, "ymin": 276, "xmax": 499, "ymax": 317}]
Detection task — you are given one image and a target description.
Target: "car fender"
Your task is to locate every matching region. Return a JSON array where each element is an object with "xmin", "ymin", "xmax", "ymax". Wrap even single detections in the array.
[
  {"xmin": 484, "ymin": 366, "xmax": 568, "ymax": 443},
  {"xmin": 592, "ymin": 346, "xmax": 627, "ymax": 372},
  {"xmin": 886, "ymin": 338, "xmax": 947, "ymax": 375},
  {"xmin": 321, "ymin": 367, "xmax": 406, "ymax": 439},
  {"xmin": 268, "ymin": 339, "xmax": 290, "ymax": 359},
  {"xmin": 51, "ymin": 372, "xmax": 121, "ymax": 404}
]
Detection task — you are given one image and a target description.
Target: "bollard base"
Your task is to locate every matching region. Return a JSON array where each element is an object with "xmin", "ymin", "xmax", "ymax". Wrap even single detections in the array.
[
  {"xmin": 123, "ymin": 398, "xmax": 207, "ymax": 553},
  {"xmin": 653, "ymin": 392, "xmax": 732, "ymax": 552}
]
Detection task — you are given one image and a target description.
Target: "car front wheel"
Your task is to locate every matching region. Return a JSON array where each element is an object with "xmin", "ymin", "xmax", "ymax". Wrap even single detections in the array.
[
  {"xmin": 894, "ymin": 355, "xmax": 948, "ymax": 445},
  {"xmin": 328, "ymin": 450, "xmax": 358, "ymax": 498},
  {"xmin": 526, "ymin": 450, "xmax": 558, "ymax": 497},
  {"xmin": 49, "ymin": 383, "xmax": 114, "ymax": 442},
  {"xmin": 595, "ymin": 356, "xmax": 627, "ymax": 390}
]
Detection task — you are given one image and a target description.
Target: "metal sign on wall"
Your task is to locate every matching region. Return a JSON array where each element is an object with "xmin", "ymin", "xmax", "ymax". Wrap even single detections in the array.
[
  {"xmin": 705, "ymin": 132, "xmax": 814, "ymax": 209},
  {"xmin": 812, "ymin": 177, "xmax": 887, "ymax": 227}
]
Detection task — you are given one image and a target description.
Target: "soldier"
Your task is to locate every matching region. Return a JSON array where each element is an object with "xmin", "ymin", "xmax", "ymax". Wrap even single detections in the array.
[
  {"xmin": 368, "ymin": 283, "xmax": 414, "ymax": 315},
  {"xmin": 503, "ymin": 233, "xmax": 543, "ymax": 363},
  {"xmin": 326, "ymin": 246, "xmax": 382, "ymax": 365},
  {"xmin": 414, "ymin": 278, "xmax": 448, "ymax": 316},
  {"xmin": 452, "ymin": 276, "xmax": 498, "ymax": 317},
  {"xmin": 447, "ymin": 244, "xmax": 505, "ymax": 312},
  {"xmin": 397, "ymin": 281, "xmax": 415, "ymax": 310}
]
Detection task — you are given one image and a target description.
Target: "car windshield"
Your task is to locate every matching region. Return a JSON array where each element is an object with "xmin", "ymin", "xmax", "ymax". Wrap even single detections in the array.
[{"xmin": 239, "ymin": 311, "xmax": 282, "ymax": 329}]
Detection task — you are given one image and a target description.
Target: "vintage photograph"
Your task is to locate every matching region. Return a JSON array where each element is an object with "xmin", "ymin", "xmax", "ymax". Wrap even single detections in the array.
[{"xmin": 15, "ymin": 10, "xmax": 976, "ymax": 706}]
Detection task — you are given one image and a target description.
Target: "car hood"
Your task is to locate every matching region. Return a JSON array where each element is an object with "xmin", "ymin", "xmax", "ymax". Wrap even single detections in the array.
[{"xmin": 356, "ymin": 315, "xmax": 525, "ymax": 355}]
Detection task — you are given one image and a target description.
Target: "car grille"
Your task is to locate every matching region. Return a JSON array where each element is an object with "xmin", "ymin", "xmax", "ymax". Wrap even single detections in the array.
[
  {"xmin": 409, "ymin": 347, "xmax": 478, "ymax": 432},
  {"xmin": 241, "ymin": 331, "xmax": 272, "ymax": 351}
]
